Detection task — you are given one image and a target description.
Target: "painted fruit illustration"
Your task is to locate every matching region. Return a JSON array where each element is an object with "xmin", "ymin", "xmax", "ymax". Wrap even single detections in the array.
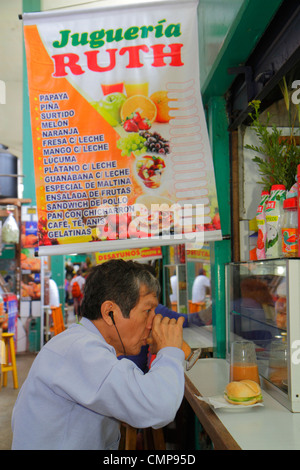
[
  {"xmin": 150, "ymin": 90, "xmax": 177, "ymax": 123},
  {"xmin": 120, "ymin": 95, "xmax": 157, "ymax": 123},
  {"xmin": 98, "ymin": 92, "xmax": 126, "ymax": 123},
  {"xmin": 122, "ymin": 111, "xmax": 151, "ymax": 132},
  {"xmin": 136, "ymin": 155, "xmax": 166, "ymax": 189}
]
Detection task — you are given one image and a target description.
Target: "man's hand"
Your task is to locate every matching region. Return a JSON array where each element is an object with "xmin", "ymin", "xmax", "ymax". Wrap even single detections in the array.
[{"xmin": 147, "ymin": 314, "xmax": 185, "ymax": 354}]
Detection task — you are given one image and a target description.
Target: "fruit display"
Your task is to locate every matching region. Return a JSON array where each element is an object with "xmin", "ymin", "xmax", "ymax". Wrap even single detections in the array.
[
  {"xmin": 21, "ymin": 251, "xmax": 41, "ymax": 271},
  {"xmin": 91, "ymin": 84, "xmax": 174, "ymax": 197},
  {"xmin": 117, "ymin": 132, "xmax": 147, "ymax": 157},
  {"xmin": 122, "ymin": 111, "xmax": 151, "ymax": 132},
  {"xmin": 95, "ymin": 92, "xmax": 126, "ymax": 124},
  {"xmin": 21, "ymin": 232, "xmax": 38, "ymax": 248},
  {"xmin": 21, "ymin": 281, "xmax": 41, "ymax": 299},
  {"xmin": 136, "ymin": 155, "xmax": 166, "ymax": 189},
  {"xmin": 95, "ymin": 207, "xmax": 164, "ymax": 241},
  {"xmin": 120, "ymin": 95, "xmax": 157, "ymax": 124},
  {"xmin": 38, "ymin": 216, "xmax": 58, "ymax": 246},
  {"xmin": 96, "ymin": 213, "xmax": 132, "ymax": 241},
  {"xmin": 138, "ymin": 130, "xmax": 170, "ymax": 155},
  {"xmin": 37, "ymin": 79, "xmax": 218, "ymax": 248},
  {"xmin": 21, "ymin": 221, "xmax": 39, "ymax": 248},
  {"xmin": 150, "ymin": 90, "xmax": 177, "ymax": 123}
]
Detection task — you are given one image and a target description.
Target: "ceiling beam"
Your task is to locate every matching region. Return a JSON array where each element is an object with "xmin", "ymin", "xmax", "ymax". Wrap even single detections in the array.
[{"xmin": 201, "ymin": 0, "xmax": 284, "ymax": 107}]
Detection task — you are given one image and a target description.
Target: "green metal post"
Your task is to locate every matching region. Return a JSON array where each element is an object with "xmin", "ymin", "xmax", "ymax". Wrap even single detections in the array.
[
  {"xmin": 22, "ymin": 1, "xmax": 65, "ymax": 311},
  {"xmin": 207, "ymin": 97, "xmax": 231, "ymax": 358},
  {"xmin": 22, "ymin": 0, "xmax": 40, "ymax": 203}
]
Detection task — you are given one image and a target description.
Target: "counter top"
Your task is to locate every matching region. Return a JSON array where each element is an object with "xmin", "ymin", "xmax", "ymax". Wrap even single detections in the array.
[
  {"xmin": 183, "ymin": 323, "xmax": 213, "ymax": 349},
  {"xmin": 184, "ymin": 358, "xmax": 300, "ymax": 450}
]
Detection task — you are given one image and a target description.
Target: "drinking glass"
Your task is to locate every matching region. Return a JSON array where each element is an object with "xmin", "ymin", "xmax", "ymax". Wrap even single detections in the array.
[
  {"xmin": 230, "ymin": 340, "xmax": 260, "ymax": 383},
  {"xmin": 101, "ymin": 82, "xmax": 124, "ymax": 95}
]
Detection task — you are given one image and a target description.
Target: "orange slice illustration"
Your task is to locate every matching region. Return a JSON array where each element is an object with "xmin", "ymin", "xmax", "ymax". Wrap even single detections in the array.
[{"xmin": 120, "ymin": 95, "xmax": 157, "ymax": 123}]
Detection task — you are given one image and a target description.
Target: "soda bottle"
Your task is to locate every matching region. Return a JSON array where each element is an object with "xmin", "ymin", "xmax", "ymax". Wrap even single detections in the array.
[
  {"xmin": 281, "ymin": 197, "xmax": 298, "ymax": 257},
  {"xmin": 0, "ymin": 293, "xmax": 4, "ymax": 329},
  {"xmin": 256, "ymin": 190, "xmax": 269, "ymax": 259},
  {"xmin": 266, "ymin": 184, "xmax": 286, "ymax": 258}
]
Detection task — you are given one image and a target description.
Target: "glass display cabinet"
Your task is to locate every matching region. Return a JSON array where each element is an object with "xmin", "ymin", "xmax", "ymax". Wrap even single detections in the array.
[
  {"xmin": 226, "ymin": 259, "xmax": 300, "ymax": 412},
  {"xmin": 164, "ymin": 264, "xmax": 188, "ymax": 314}
]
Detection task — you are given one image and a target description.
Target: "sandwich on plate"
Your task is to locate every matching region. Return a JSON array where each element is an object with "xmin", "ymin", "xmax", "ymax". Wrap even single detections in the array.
[{"xmin": 224, "ymin": 379, "xmax": 263, "ymax": 406}]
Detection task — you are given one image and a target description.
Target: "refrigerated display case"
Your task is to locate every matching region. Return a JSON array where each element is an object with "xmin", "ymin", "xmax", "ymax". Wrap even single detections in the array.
[{"xmin": 226, "ymin": 259, "xmax": 300, "ymax": 412}]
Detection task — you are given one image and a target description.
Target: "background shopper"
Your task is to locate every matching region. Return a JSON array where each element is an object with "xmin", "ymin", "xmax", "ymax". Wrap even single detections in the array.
[
  {"xmin": 70, "ymin": 268, "xmax": 85, "ymax": 318},
  {"xmin": 192, "ymin": 268, "xmax": 210, "ymax": 303}
]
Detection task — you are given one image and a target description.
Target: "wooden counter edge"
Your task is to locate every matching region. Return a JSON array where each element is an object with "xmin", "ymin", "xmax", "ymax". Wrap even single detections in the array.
[{"xmin": 184, "ymin": 375, "xmax": 241, "ymax": 450}]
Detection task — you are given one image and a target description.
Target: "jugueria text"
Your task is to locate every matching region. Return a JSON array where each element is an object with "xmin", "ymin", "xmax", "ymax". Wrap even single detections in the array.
[{"xmin": 51, "ymin": 19, "xmax": 184, "ymax": 77}]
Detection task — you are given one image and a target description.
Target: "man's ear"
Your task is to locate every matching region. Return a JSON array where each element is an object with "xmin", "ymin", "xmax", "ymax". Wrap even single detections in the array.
[{"xmin": 101, "ymin": 300, "xmax": 117, "ymax": 326}]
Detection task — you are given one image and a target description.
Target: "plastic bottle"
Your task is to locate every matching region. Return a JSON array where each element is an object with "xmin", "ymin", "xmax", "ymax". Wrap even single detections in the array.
[
  {"xmin": 256, "ymin": 190, "xmax": 269, "ymax": 259},
  {"xmin": 297, "ymin": 164, "xmax": 300, "ymax": 252},
  {"xmin": 0, "ymin": 293, "xmax": 4, "ymax": 324},
  {"xmin": 266, "ymin": 184, "xmax": 286, "ymax": 258},
  {"xmin": 281, "ymin": 197, "xmax": 298, "ymax": 257}
]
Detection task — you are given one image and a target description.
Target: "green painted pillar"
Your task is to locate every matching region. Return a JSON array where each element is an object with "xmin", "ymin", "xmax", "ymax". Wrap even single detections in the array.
[
  {"xmin": 22, "ymin": 0, "xmax": 40, "ymax": 203},
  {"xmin": 207, "ymin": 96, "xmax": 231, "ymax": 358},
  {"xmin": 50, "ymin": 255, "xmax": 66, "ymax": 310}
]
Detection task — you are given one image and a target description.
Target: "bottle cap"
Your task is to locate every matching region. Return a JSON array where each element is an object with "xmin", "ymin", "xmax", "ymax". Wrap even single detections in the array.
[
  {"xmin": 283, "ymin": 197, "xmax": 297, "ymax": 209},
  {"xmin": 271, "ymin": 184, "xmax": 286, "ymax": 190},
  {"xmin": 261, "ymin": 190, "xmax": 270, "ymax": 195}
]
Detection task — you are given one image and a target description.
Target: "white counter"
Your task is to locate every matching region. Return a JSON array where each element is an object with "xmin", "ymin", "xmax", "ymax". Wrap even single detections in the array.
[
  {"xmin": 183, "ymin": 324, "xmax": 213, "ymax": 349},
  {"xmin": 185, "ymin": 358, "xmax": 300, "ymax": 450}
]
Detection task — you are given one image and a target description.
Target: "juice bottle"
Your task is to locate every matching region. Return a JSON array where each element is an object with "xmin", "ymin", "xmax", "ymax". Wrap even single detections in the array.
[
  {"xmin": 0, "ymin": 293, "xmax": 4, "ymax": 321},
  {"xmin": 281, "ymin": 197, "xmax": 298, "ymax": 257},
  {"xmin": 297, "ymin": 164, "xmax": 300, "ymax": 256},
  {"xmin": 256, "ymin": 190, "xmax": 269, "ymax": 259},
  {"xmin": 266, "ymin": 184, "xmax": 286, "ymax": 258}
]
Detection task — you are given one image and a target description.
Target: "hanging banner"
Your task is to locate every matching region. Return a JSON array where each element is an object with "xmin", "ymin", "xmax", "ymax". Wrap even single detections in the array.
[
  {"xmin": 95, "ymin": 246, "xmax": 162, "ymax": 264},
  {"xmin": 186, "ymin": 242, "xmax": 210, "ymax": 261},
  {"xmin": 23, "ymin": 0, "xmax": 222, "ymax": 255}
]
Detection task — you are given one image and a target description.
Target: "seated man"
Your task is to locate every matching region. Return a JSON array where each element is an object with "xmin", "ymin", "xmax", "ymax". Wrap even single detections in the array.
[
  {"xmin": 121, "ymin": 303, "xmax": 188, "ymax": 373},
  {"xmin": 11, "ymin": 259, "xmax": 185, "ymax": 450}
]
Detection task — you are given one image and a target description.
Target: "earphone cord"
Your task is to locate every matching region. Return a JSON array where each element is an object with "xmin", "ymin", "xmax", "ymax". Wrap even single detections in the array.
[{"xmin": 113, "ymin": 322, "xmax": 127, "ymax": 356}]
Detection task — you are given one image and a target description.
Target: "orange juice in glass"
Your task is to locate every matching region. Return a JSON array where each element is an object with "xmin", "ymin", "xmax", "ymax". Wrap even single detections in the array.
[
  {"xmin": 230, "ymin": 340, "xmax": 260, "ymax": 384},
  {"xmin": 101, "ymin": 82, "xmax": 124, "ymax": 95},
  {"xmin": 230, "ymin": 363, "xmax": 260, "ymax": 383},
  {"xmin": 125, "ymin": 82, "xmax": 149, "ymax": 97}
]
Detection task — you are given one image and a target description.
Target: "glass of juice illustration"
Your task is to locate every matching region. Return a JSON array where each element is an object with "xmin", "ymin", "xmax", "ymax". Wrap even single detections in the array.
[
  {"xmin": 230, "ymin": 340, "xmax": 260, "ymax": 384},
  {"xmin": 125, "ymin": 82, "xmax": 149, "ymax": 97},
  {"xmin": 101, "ymin": 82, "xmax": 124, "ymax": 95}
]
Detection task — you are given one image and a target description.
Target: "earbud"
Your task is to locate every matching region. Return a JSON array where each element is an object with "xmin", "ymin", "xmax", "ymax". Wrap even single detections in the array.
[
  {"xmin": 108, "ymin": 311, "xmax": 115, "ymax": 324},
  {"xmin": 108, "ymin": 310, "xmax": 126, "ymax": 356}
]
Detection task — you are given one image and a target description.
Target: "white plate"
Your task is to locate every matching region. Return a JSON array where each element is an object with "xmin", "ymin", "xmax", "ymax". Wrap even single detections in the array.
[{"xmin": 195, "ymin": 394, "xmax": 264, "ymax": 411}]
